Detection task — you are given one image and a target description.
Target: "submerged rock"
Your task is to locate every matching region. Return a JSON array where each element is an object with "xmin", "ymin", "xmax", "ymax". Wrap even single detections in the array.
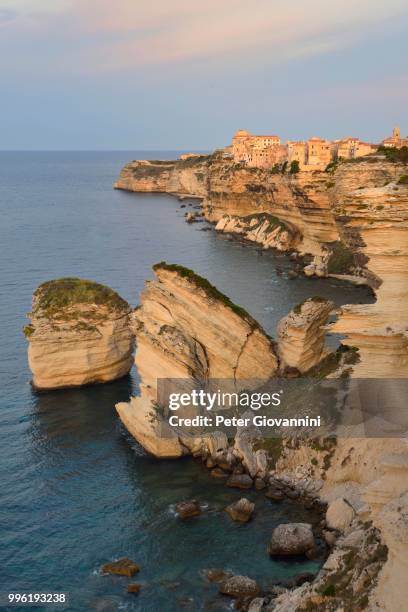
[
  {"xmin": 176, "ymin": 500, "xmax": 201, "ymax": 519},
  {"xmin": 269, "ymin": 523, "xmax": 315, "ymax": 556},
  {"xmin": 203, "ymin": 569, "xmax": 233, "ymax": 584},
  {"xmin": 225, "ymin": 498, "xmax": 254, "ymax": 522},
  {"xmin": 265, "ymin": 487, "xmax": 285, "ymax": 502},
  {"xmin": 226, "ymin": 474, "xmax": 253, "ymax": 489},
  {"xmin": 127, "ymin": 584, "xmax": 141, "ymax": 594},
  {"xmin": 25, "ymin": 278, "xmax": 133, "ymax": 389},
  {"xmin": 255, "ymin": 477, "xmax": 266, "ymax": 490},
  {"xmin": 219, "ymin": 575, "xmax": 260, "ymax": 599},
  {"xmin": 102, "ymin": 558, "xmax": 140, "ymax": 577},
  {"xmin": 211, "ymin": 467, "xmax": 229, "ymax": 479}
]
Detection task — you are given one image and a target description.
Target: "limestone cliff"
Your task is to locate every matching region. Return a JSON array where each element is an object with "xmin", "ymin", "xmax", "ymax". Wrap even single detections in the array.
[
  {"xmin": 114, "ymin": 152, "xmax": 338, "ymax": 256},
  {"xmin": 25, "ymin": 278, "xmax": 134, "ymax": 389},
  {"xmin": 328, "ymin": 174, "xmax": 408, "ymax": 378},
  {"xmin": 215, "ymin": 213, "xmax": 299, "ymax": 251},
  {"xmin": 116, "ymin": 263, "xmax": 278, "ymax": 458},
  {"xmin": 277, "ymin": 297, "xmax": 333, "ymax": 373},
  {"xmin": 115, "ymin": 153, "xmax": 408, "ymax": 610}
]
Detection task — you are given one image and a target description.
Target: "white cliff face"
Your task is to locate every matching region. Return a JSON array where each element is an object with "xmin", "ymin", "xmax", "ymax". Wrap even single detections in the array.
[
  {"xmin": 329, "ymin": 177, "xmax": 408, "ymax": 378},
  {"xmin": 25, "ymin": 278, "xmax": 134, "ymax": 390},
  {"xmin": 215, "ymin": 214, "xmax": 298, "ymax": 252},
  {"xmin": 116, "ymin": 264, "xmax": 279, "ymax": 458},
  {"xmin": 276, "ymin": 297, "xmax": 333, "ymax": 373}
]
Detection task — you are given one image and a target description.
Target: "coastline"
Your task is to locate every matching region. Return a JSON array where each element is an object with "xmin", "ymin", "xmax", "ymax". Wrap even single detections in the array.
[{"xmin": 110, "ymin": 150, "xmax": 408, "ymax": 610}]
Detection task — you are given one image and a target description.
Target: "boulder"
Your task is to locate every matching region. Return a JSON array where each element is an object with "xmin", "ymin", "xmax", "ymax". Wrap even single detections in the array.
[
  {"xmin": 211, "ymin": 467, "xmax": 229, "ymax": 479},
  {"xmin": 265, "ymin": 487, "xmax": 285, "ymax": 502},
  {"xmin": 219, "ymin": 575, "xmax": 260, "ymax": 599},
  {"xmin": 326, "ymin": 498, "xmax": 355, "ymax": 531},
  {"xmin": 255, "ymin": 477, "xmax": 266, "ymax": 490},
  {"xmin": 323, "ymin": 530, "xmax": 337, "ymax": 547},
  {"xmin": 127, "ymin": 584, "xmax": 141, "ymax": 594},
  {"xmin": 203, "ymin": 569, "xmax": 233, "ymax": 584},
  {"xmin": 203, "ymin": 431, "xmax": 229, "ymax": 457},
  {"xmin": 226, "ymin": 474, "xmax": 253, "ymax": 489},
  {"xmin": 175, "ymin": 500, "xmax": 201, "ymax": 519},
  {"xmin": 102, "ymin": 558, "xmax": 140, "ymax": 577},
  {"xmin": 248, "ymin": 598, "xmax": 266, "ymax": 612},
  {"xmin": 225, "ymin": 498, "xmax": 255, "ymax": 522},
  {"xmin": 269, "ymin": 523, "xmax": 315, "ymax": 556}
]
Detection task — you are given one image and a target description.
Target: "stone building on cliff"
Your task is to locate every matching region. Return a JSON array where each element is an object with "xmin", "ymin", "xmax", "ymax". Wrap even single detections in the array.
[
  {"xmin": 231, "ymin": 130, "xmax": 286, "ymax": 168},
  {"xmin": 382, "ymin": 126, "xmax": 408, "ymax": 148},
  {"xmin": 231, "ymin": 127, "xmax": 405, "ymax": 170}
]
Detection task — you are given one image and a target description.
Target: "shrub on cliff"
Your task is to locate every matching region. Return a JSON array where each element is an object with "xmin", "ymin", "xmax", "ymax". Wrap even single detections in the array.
[
  {"xmin": 377, "ymin": 145, "xmax": 408, "ymax": 163},
  {"xmin": 326, "ymin": 242, "xmax": 356, "ymax": 274},
  {"xmin": 397, "ymin": 174, "xmax": 408, "ymax": 185},
  {"xmin": 289, "ymin": 160, "xmax": 300, "ymax": 174}
]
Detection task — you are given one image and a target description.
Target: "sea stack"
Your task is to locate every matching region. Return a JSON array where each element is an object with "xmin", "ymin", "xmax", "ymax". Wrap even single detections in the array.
[
  {"xmin": 116, "ymin": 263, "xmax": 278, "ymax": 458},
  {"xmin": 25, "ymin": 277, "xmax": 134, "ymax": 389}
]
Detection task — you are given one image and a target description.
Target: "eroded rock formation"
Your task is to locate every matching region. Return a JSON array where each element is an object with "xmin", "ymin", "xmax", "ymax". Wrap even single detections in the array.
[
  {"xmin": 25, "ymin": 278, "xmax": 133, "ymax": 389},
  {"xmin": 277, "ymin": 297, "xmax": 333, "ymax": 373},
  {"xmin": 116, "ymin": 263, "xmax": 278, "ymax": 458},
  {"xmin": 215, "ymin": 213, "xmax": 298, "ymax": 252}
]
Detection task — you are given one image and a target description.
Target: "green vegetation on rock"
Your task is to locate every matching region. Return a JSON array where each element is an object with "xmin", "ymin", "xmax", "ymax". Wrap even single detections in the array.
[
  {"xmin": 23, "ymin": 324, "xmax": 35, "ymax": 337},
  {"xmin": 289, "ymin": 160, "xmax": 300, "ymax": 174},
  {"xmin": 327, "ymin": 241, "xmax": 356, "ymax": 274},
  {"xmin": 397, "ymin": 174, "xmax": 408, "ymax": 185},
  {"xmin": 153, "ymin": 262, "xmax": 264, "ymax": 331},
  {"xmin": 325, "ymin": 161, "xmax": 338, "ymax": 173},
  {"xmin": 377, "ymin": 145, "xmax": 408, "ymax": 163},
  {"xmin": 33, "ymin": 278, "xmax": 130, "ymax": 318}
]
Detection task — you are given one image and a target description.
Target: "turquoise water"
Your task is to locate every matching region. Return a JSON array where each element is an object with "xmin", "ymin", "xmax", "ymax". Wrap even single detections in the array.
[{"xmin": 0, "ymin": 152, "xmax": 374, "ymax": 611}]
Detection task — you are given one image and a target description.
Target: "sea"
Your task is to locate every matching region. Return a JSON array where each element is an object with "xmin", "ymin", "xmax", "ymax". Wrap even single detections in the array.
[{"xmin": 0, "ymin": 151, "xmax": 374, "ymax": 611}]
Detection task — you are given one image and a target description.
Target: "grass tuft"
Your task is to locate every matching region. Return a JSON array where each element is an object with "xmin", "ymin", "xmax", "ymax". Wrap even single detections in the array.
[{"xmin": 33, "ymin": 278, "xmax": 130, "ymax": 318}]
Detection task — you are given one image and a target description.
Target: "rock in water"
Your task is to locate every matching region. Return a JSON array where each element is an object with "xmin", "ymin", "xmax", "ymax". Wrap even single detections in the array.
[
  {"xmin": 175, "ymin": 500, "xmax": 201, "ymax": 519},
  {"xmin": 226, "ymin": 474, "xmax": 253, "ymax": 489},
  {"xmin": 127, "ymin": 584, "xmax": 141, "ymax": 594},
  {"xmin": 265, "ymin": 487, "xmax": 285, "ymax": 502},
  {"xmin": 102, "ymin": 558, "xmax": 140, "ymax": 577},
  {"xmin": 277, "ymin": 297, "xmax": 333, "ymax": 373},
  {"xmin": 225, "ymin": 498, "xmax": 254, "ymax": 522},
  {"xmin": 219, "ymin": 575, "xmax": 260, "ymax": 599},
  {"xmin": 269, "ymin": 523, "xmax": 315, "ymax": 556},
  {"xmin": 116, "ymin": 263, "xmax": 278, "ymax": 458},
  {"xmin": 25, "ymin": 278, "xmax": 133, "ymax": 389},
  {"xmin": 203, "ymin": 569, "xmax": 233, "ymax": 584}
]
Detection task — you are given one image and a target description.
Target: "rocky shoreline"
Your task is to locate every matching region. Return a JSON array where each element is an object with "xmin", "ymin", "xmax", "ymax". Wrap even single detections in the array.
[{"xmin": 113, "ymin": 151, "xmax": 408, "ymax": 610}]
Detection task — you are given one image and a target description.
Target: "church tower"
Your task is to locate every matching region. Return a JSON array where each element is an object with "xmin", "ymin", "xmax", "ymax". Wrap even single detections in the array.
[{"xmin": 393, "ymin": 126, "xmax": 401, "ymax": 141}]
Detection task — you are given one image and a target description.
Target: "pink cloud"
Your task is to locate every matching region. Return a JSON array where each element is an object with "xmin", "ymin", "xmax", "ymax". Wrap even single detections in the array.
[{"xmin": 0, "ymin": 0, "xmax": 407, "ymax": 75}]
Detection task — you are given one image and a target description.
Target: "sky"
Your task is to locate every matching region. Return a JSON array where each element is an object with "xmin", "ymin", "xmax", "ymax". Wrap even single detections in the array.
[{"xmin": 0, "ymin": 0, "xmax": 407, "ymax": 150}]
